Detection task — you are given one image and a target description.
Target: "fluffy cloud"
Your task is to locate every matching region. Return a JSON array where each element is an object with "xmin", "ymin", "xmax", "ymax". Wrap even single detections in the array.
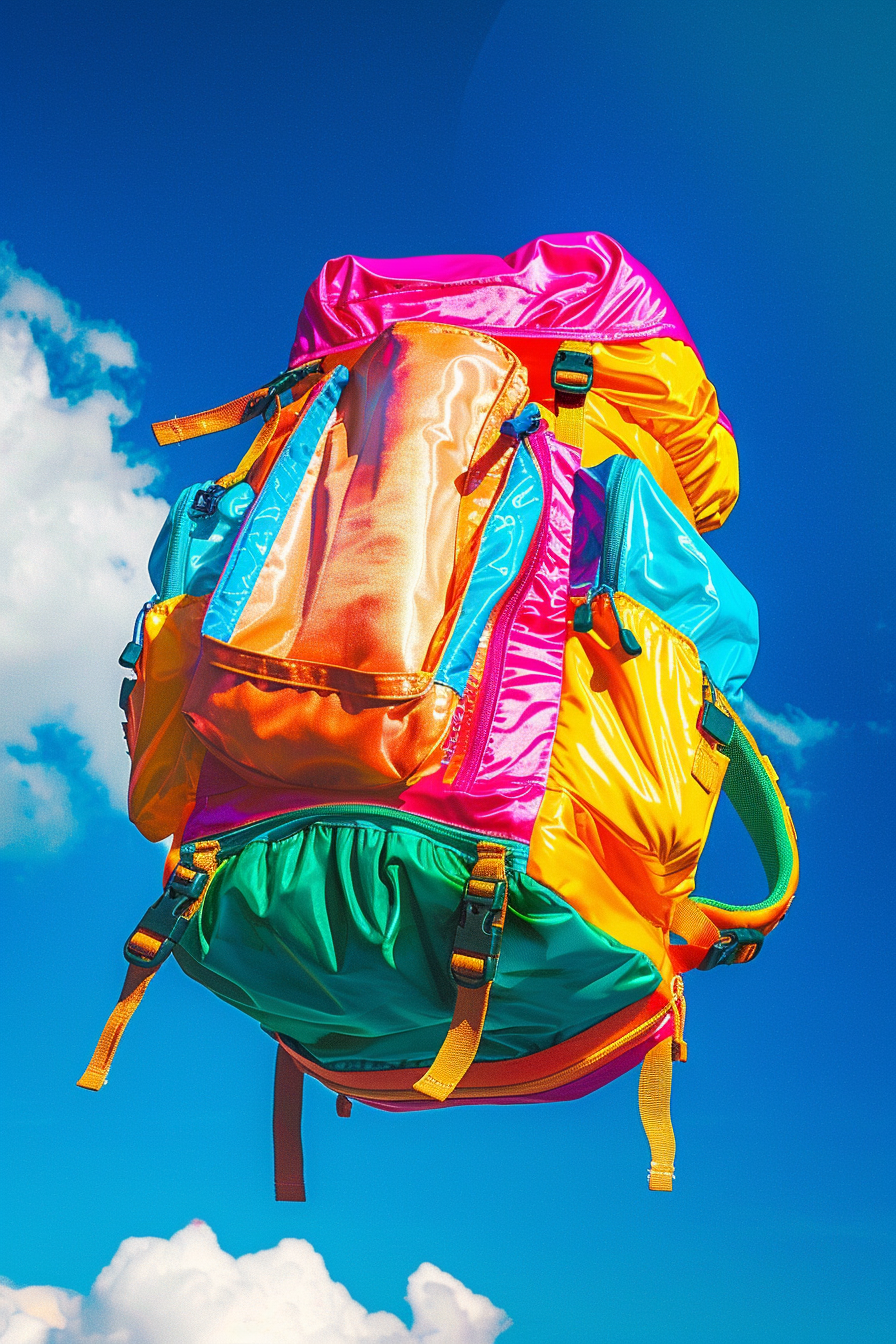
[
  {"xmin": 0, "ymin": 1222, "xmax": 511, "ymax": 1343},
  {"xmin": 0, "ymin": 244, "xmax": 169, "ymax": 849},
  {"xmin": 740, "ymin": 695, "xmax": 837, "ymax": 769}
]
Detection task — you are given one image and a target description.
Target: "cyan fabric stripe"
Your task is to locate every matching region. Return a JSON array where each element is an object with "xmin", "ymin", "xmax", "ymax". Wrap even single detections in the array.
[
  {"xmin": 435, "ymin": 442, "xmax": 543, "ymax": 695},
  {"xmin": 202, "ymin": 368, "xmax": 349, "ymax": 644},
  {"xmin": 571, "ymin": 457, "xmax": 759, "ymax": 706}
]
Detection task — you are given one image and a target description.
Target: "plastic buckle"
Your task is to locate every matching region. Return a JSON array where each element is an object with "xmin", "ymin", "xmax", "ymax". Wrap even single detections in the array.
[
  {"xmin": 191, "ymin": 484, "xmax": 226, "ymax": 517},
  {"xmin": 450, "ymin": 880, "xmax": 507, "ymax": 989},
  {"xmin": 551, "ymin": 348, "xmax": 594, "ymax": 395},
  {"xmin": 500, "ymin": 403, "xmax": 542, "ymax": 439},
  {"xmin": 123, "ymin": 867, "xmax": 210, "ymax": 969},
  {"xmin": 242, "ymin": 361, "xmax": 323, "ymax": 424},
  {"xmin": 698, "ymin": 927, "xmax": 765, "ymax": 970},
  {"xmin": 701, "ymin": 700, "xmax": 735, "ymax": 746}
]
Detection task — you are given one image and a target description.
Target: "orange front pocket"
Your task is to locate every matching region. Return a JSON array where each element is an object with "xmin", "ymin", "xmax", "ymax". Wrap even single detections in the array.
[
  {"xmin": 188, "ymin": 322, "xmax": 528, "ymax": 793},
  {"xmin": 126, "ymin": 594, "xmax": 207, "ymax": 841},
  {"xmin": 183, "ymin": 649, "xmax": 457, "ymax": 791}
]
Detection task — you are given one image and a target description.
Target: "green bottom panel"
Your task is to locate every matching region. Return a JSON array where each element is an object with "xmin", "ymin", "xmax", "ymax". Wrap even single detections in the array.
[{"xmin": 176, "ymin": 815, "xmax": 660, "ymax": 1071}]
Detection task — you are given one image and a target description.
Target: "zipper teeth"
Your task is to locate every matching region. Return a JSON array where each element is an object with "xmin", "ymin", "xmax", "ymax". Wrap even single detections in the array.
[
  {"xmin": 601, "ymin": 456, "xmax": 639, "ymax": 592},
  {"xmin": 159, "ymin": 487, "xmax": 195, "ymax": 601},
  {"xmin": 186, "ymin": 804, "xmax": 528, "ymax": 867},
  {"xmin": 453, "ymin": 434, "xmax": 551, "ymax": 791}
]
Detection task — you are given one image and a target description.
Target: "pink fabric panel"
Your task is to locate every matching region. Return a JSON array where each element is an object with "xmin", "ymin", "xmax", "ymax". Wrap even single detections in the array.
[
  {"xmin": 289, "ymin": 232, "xmax": 695, "ymax": 365},
  {"xmin": 353, "ymin": 1015, "xmax": 673, "ymax": 1111},
  {"xmin": 183, "ymin": 428, "xmax": 578, "ymax": 848}
]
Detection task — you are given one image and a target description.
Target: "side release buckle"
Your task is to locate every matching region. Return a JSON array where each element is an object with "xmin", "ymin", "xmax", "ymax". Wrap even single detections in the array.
[
  {"xmin": 551, "ymin": 348, "xmax": 594, "ymax": 395},
  {"xmin": 123, "ymin": 865, "xmax": 211, "ymax": 969},
  {"xmin": 698, "ymin": 927, "xmax": 765, "ymax": 971},
  {"xmin": 450, "ymin": 878, "xmax": 508, "ymax": 990}
]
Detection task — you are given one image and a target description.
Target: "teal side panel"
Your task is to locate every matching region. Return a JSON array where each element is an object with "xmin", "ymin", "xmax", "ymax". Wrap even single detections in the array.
[
  {"xmin": 615, "ymin": 463, "xmax": 759, "ymax": 706},
  {"xmin": 149, "ymin": 482, "xmax": 256, "ymax": 598},
  {"xmin": 435, "ymin": 443, "xmax": 543, "ymax": 695},
  {"xmin": 175, "ymin": 819, "xmax": 660, "ymax": 1071}
]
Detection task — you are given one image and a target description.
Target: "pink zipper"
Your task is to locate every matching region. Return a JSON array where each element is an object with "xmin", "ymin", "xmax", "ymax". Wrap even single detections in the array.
[{"xmin": 452, "ymin": 430, "xmax": 552, "ymax": 791}]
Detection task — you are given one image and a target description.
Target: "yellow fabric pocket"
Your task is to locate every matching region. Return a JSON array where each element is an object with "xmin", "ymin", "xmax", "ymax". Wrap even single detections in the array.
[
  {"xmin": 528, "ymin": 593, "xmax": 729, "ymax": 980},
  {"xmin": 126, "ymin": 594, "xmax": 207, "ymax": 842}
]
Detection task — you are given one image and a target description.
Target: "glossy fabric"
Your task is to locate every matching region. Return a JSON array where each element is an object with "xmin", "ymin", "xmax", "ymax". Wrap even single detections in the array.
[
  {"xmin": 182, "ymin": 427, "xmax": 579, "ymax": 846},
  {"xmin": 203, "ymin": 370, "xmax": 348, "ymax": 644},
  {"xmin": 148, "ymin": 481, "xmax": 255, "ymax": 600},
  {"xmin": 435, "ymin": 441, "xmax": 542, "ymax": 695},
  {"xmin": 573, "ymin": 457, "xmax": 759, "ymax": 706},
  {"xmin": 186, "ymin": 325, "xmax": 529, "ymax": 792},
  {"xmin": 528, "ymin": 593, "xmax": 728, "ymax": 983},
  {"xmin": 289, "ymin": 233, "xmax": 693, "ymax": 362},
  {"xmin": 287, "ymin": 235, "xmax": 738, "ymax": 532},
  {"xmin": 175, "ymin": 818, "xmax": 659, "ymax": 1069},
  {"xmin": 126, "ymin": 594, "xmax": 207, "ymax": 842}
]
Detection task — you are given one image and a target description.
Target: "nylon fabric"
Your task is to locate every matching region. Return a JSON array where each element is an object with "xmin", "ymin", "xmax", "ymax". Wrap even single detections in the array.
[
  {"xmin": 638, "ymin": 1036, "xmax": 675, "ymax": 1191},
  {"xmin": 435, "ymin": 441, "xmax": 542, "ymax": 695},
  {"xmin": 174, "ymin": 820, "xmax": 660, "ymax": 1069},
  {"xmin": 76, "ymin": 963, "xmax": 157, "ymax": 1090},
  {"xmin": 527, "ymin": 594, "xmax": 729, "ymax": 981},
  {"xmin": 125, "ymin": 593, "xmax": 207, "ymax": 842},
  {"xmin": 571, "ymin": 456, "xmax": 759, "ymax": 706}
]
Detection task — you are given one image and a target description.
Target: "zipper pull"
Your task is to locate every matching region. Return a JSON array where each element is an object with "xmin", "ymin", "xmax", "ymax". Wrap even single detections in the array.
[
  {"xmin": 118, "ymin": 600, "xmax": 156, "ymax": 669},
  {"xmin": 600, "ymin": 585, "xmax": 642, "ymax": 657},
  {"xmin": 572, "ymin": 586, "xmax": 642, "ymax": 655}
]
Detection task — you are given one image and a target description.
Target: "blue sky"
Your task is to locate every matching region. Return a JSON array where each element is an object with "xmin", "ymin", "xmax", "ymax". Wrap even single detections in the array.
[{"xmin": 0, "ymin": 2, "xmax": 893, "ymax": 1341}]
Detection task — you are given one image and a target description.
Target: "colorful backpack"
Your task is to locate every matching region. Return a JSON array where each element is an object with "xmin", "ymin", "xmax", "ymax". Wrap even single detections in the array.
[{"xmin": 80, "ymin": 234, "xmax": 799, "ymax": 1196}]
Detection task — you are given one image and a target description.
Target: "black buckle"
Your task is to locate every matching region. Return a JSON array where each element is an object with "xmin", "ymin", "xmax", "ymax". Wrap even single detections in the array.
[
  {"xmin": 551, "ymin": 348, "xmax": 593, "ymax": 395},
  {"xmin": 123, "ymin": 867, "xmax": 210, "ymax": 969},
  {"xmin": 191, "ymin": 484, "xmax": 226, "ymax": 517},
  {"xmin": 241, "ymin": 361, "xmax": 323, "ymax": 424},
  {"xmin": 698, "ymin": 927, "xmax": 764, "ymax": 971},
  {"xmin": 450, "ymin": 880, "xmax": 507, "ymax": 989}
]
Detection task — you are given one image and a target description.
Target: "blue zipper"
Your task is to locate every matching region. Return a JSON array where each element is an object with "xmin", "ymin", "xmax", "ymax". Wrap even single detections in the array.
[{"xmin": 572, "ymin": 456, "xmax": 642, "ymax": 656}]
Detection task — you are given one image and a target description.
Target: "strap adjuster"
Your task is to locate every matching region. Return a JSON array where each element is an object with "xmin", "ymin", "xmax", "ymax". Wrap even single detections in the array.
[
  {"xmin": 698, "ymin": 927, "xmax": 764, "ymax": 971},
  {"xmin": 242, "ymin": 361, "xmax": 323, "ymax": 424},
  {"xmin": 123, "ymin": 866, "xmax": 211, "ymax": 969},
  {"xmin": 450, "ymin": 878, "xmax": 508, "ymax": 989},
  {"xmin": 551, "ymin": 348, "xmax": 593, "ymax": 395}
]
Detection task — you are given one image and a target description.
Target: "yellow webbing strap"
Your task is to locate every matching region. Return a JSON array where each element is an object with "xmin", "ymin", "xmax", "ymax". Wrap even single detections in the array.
[
  {"xmin": 77, "ymin": 841, "xmax": 219, "ymax": 1091},
  {"xmin": 639, "ymin": 1035, "xmax": 676, "ymax": 1191},
  {"xmin": 413, "ymin": 842, "xmax": 508, "ymax": 1102},
  {"xmin": 553, "ymin": 339, "xmax": 593, "ymax": 450},
  {"xmin": 76, "ymin": 958, "xmax": 159, "ymax": 1091}
]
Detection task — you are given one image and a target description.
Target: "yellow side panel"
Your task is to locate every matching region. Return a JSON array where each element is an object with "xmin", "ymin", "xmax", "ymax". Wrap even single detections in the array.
[{"xmin": 529, "ymin": 595, "xmax": 730, "ymax": 986}]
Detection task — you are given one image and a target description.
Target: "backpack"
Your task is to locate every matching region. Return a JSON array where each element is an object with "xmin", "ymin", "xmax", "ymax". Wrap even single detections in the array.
[{"xmin": 79, "ymin": 234, "xmax": 799, "ymax": 1197}]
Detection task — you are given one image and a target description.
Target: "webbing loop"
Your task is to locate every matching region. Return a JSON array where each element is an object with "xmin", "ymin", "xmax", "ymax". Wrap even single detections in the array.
[
  {"xmin": 551, "ymin": 340, "xmax": 593, "ymax": 449},
  {"xmin": 413, "ymin": 842, "xmax": 508, "ymax": 1101},
  {"xmin": 76, "ymin": 840, "xmax": 220, "ymax": 1091}
]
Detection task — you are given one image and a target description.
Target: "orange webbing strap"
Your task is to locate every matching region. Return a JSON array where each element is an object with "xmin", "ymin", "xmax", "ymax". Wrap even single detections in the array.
[
  {"xmin": 151, "ymin": 362, "xmax": 322, "ymax": 446},
  {"xmin": 76, "ymin": 959, "xmax": 158, "ymax": 1091},
  {"xmin": 273, "ymin": 1046, "xmax": 306, "ymax": 1202},
  {"xmin": 552, "ymin": 340, "xmax": 593, "ymax": 450},
  {"xmin": 77, "ymin": 840, "xmax": 220, "ymax": 1091},
  {"xmin": 413, "ymin": 842, "xmax": 508, "ymax": 1102},
  {"xmin": 669, "ymin": 899, "xmax": 722, "ymax": 974},
  {"xmin": 639, "ymin": 1035, "xmax": 676, "ymax": 1191}
]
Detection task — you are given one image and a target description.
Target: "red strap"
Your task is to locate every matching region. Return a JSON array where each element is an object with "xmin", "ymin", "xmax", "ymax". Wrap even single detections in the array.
[{"xmin": 273, "ymin": 1045, "xmax": 306, "ymax": 1201}]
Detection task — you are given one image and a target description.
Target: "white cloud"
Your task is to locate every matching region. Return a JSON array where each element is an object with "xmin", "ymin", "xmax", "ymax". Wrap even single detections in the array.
[
  {"xmin": 740, "ymin": 695, "xmax": 837, "ymax": 768},
  {"xmin": 0, "ymin": 1222, "xmax": 511, "ymax": 1344},
  {"xmin": 0, "ymin": 244, "xmax": 169, "ymax": 849}
]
